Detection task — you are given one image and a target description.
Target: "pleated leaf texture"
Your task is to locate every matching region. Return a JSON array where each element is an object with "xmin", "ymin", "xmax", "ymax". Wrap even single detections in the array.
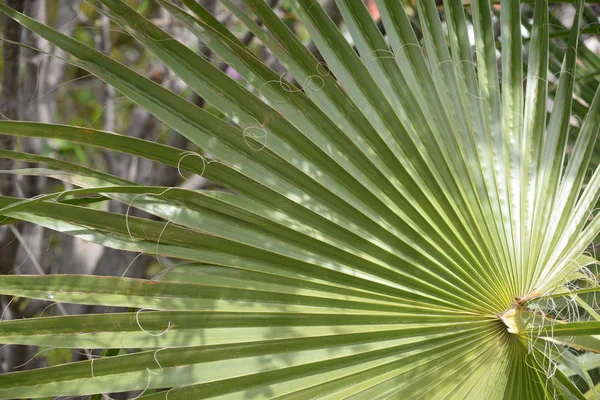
[{"xmin": 1, "ymin": 0, "xmax": 600, "ymax": 398}]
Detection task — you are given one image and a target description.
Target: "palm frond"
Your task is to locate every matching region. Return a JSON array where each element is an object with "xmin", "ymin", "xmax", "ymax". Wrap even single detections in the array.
[{"xmin": 0, "ymin": 0, "xmax": 599, "ymax": 398}]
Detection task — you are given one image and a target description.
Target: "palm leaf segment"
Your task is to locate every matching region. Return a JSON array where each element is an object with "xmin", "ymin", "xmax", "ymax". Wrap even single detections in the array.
[{"xmin": 0, "ymin": 0, "xmax": 599, "ymax": 398}]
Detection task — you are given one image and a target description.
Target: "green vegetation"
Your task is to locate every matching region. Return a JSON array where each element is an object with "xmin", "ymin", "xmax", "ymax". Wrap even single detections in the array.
[{"xmin": 0, "ymin": 0, "xmax": 600, "ymax": 398}]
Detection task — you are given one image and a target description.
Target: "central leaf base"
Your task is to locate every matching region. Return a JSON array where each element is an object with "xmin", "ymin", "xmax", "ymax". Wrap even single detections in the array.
[{"xmin": 499, "ymin": 303, "xmax": 529, "ymax": 334}]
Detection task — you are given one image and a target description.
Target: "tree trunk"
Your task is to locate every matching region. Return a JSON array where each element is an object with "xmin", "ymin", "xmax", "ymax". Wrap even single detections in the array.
[{"xmin": 0, "ymin": 0, "xmax": 26, "ymax": 374}]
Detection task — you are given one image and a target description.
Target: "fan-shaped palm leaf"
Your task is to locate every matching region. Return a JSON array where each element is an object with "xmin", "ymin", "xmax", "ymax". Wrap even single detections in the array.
[{"xmin": 0, "ymin": 0, "xmax": 600, "ymax": 398}]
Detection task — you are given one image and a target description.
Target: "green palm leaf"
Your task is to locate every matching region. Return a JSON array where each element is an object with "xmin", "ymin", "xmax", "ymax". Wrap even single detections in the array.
[{"xmin": 0, "ymin": 0, "xmax": 599, "ymax": 398}]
